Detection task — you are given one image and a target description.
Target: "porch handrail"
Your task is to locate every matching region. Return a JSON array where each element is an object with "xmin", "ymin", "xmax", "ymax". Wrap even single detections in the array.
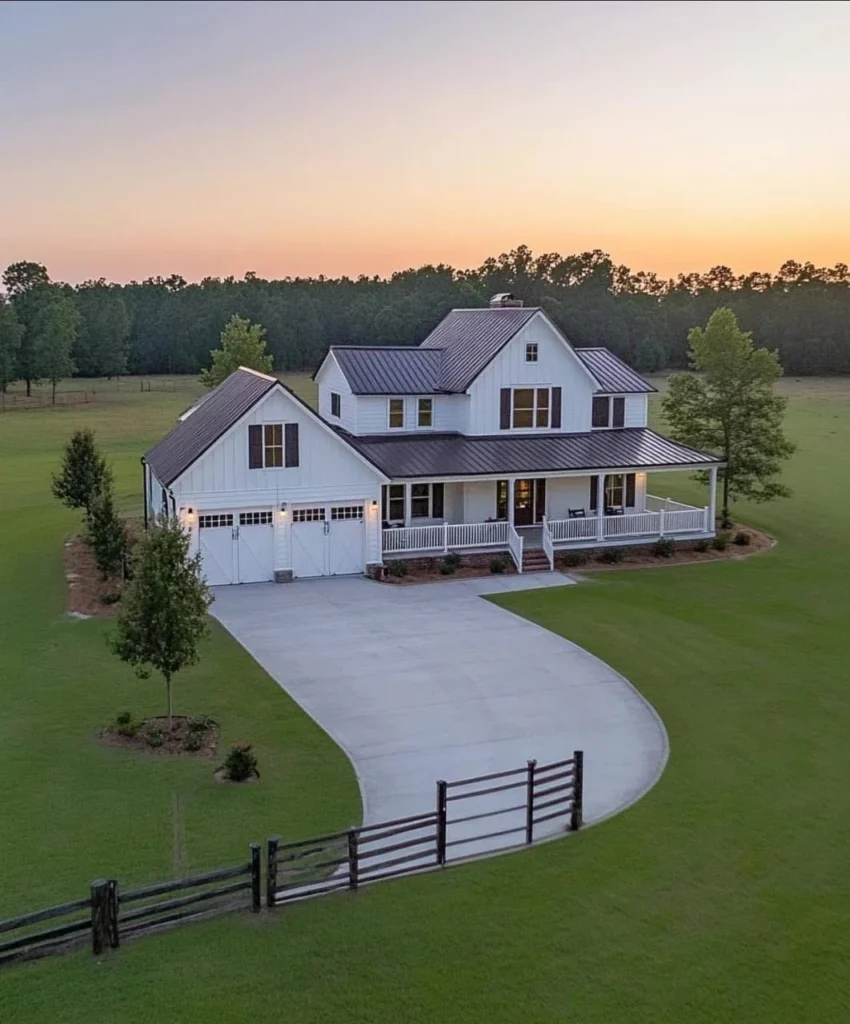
[
  {"xmin": 547, "ymin": 517, "xmax": 597, "ymax": 542},
  {"xmin": 446, "ymin": 520, "xmax": 510, "ymax": 549},
  {"xmin": 645, "ymin": 494, "xmax": 700, "ymax": 514},
  {"xmin": 541, "ymin": 517, "xmax": 555, "ymax": 571},
  {"xmin": 603, "ymin": 511, "xmax": 660, "ymax": 538},
  {"xmin": 508, "ymin": 525, "xmax": 524, "ymax": 574},
  {"xmin": 663, "ymin": 508, "xmax": 708, "ymax": 534}
]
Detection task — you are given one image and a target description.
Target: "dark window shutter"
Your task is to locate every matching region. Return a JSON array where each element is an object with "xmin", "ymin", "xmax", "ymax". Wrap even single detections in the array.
[
  {"xmin": 590, "ymin": 476, "xmax": 598, "ymax": 512},
  {"xmin": 432, "ymin": 482, "xmax": 444, "ymax": 519},
  {"xmin": 626, "ymin": 473, "xmax": 635, "ymax": 507},
  {"xmin": 551, "ymin": 388, "xmax": 562, "ymax": 429},
  {"xmin": 381, "ymin": 485, "xmax": 387, "ymax": 522},
  {"xmin": 535, "ymin": 478, "xmax": 546, "ymax": 522},
  {"xmin": 613, "ymin": 397, "xmax": 625, "ymax": 428},
  {"xmin": 284, "ymin": 423, "xmax": 299, "ymax": 467},
  {"xmin": 499, "ymin": 388, "xmax": 511, "ymax": 430},
  {"xmin": 496, "ymin": 480, "xmax": 508, "ymax": 520},
  {"xmin": 248, "ymin": 424, "xmax": 263, "ymax": 469}
]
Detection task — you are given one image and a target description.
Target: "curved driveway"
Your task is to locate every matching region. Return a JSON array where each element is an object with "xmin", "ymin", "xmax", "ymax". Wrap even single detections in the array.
[{"xmin": 211, "ymin": 574, "xmax": 667, "ymax": 857}]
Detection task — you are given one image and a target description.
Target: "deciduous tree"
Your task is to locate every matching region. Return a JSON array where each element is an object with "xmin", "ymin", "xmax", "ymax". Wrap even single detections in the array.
[
  {"xmin": 52, "ymin": 428, "xmax": 112, "ymax": 514},
  {"xmin": 662, "ymin": 307, "xmax": 795, "ymax": 526},
  {"xmin": 32, "ymin": 290, "xmax": 80, "ymax": 402},
  {"xmin": 200, "ymin": 314, "xmax": 273, "ymax": 388},
  {"xmin": 111, "ymin": 516, "xmax": 212, "ymax": 729},
  {"xmin": 0, "ymin": 299, "xmax": 23, "ymax": 391},
  {"xmin": 86, "ymin": 480, "xmax": 127, "ymax": 579}
]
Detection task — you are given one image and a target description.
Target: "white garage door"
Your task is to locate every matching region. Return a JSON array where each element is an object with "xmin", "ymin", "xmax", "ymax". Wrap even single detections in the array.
[
  {"xmin": 291, "ymin": 504, "xmax": 365, "ymax": 579},
  {"xmin": 198, "ymin": 510, "xmax": 274, "ymax": 585}
]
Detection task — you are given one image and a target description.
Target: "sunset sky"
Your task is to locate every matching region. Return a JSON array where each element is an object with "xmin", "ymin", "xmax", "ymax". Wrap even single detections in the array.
[{"xmin": 2, "ymin": 0, "xmax": 849, "ymax": 284}]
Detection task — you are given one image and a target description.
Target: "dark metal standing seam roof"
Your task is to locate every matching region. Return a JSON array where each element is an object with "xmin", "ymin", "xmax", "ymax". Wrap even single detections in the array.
[
  {"xmin": 344, "ymin": 428, "xmax": 721, "ymax": 479},
  {"xmin": 331, "ymin": 347, "xmax": 445, "ymax": 394},
  {"xmin": 420, "ymin": 307, "xmax": 540, "ymax": 391},
  {"xmin": 145, "ymin": 368, "xmax": 277, "ymax": 486},
  {"xmin": 575, "ymin": 348, "xmax": 656, "ymax": 393}
]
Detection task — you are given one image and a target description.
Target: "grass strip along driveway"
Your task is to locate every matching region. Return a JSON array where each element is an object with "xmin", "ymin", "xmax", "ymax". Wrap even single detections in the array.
[{"xmin": 2, "ymin": 379, "xmax": 850, "ymax": 1023}]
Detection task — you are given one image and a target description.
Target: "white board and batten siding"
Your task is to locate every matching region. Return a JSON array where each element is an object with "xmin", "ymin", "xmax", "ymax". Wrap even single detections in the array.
[
  {"xmin": 624, "ymin": 394, "xmax": 648, "ymax": 427},
  {"xmin": 466, "ymin": 314, "xmax": 597, "ymax": 435},
  {"xmin": 317, "ymin": 353, "xmax": 358, "ymax": 434},
  {"xmin": 171, "ymin": 387, "xmax": 384, "ymax": 583},
  {"xmin": 354, "ymin": 393, "xmax": 468, "ymax": 435}
]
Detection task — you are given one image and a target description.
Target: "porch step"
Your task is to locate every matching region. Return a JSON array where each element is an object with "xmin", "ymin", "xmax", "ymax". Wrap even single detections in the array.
[{"xmin": 521, "ymin": 550, "xmax": 552, "ymax": 573}]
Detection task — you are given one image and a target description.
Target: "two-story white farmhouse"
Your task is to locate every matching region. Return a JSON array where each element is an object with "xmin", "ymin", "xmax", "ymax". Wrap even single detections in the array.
[{"xmin": 144, "ymin": 295, "xmax": 721, "ymax": 584}]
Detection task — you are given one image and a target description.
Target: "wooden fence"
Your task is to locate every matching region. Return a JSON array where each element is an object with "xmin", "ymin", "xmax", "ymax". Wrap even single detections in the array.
[{"xmin": 0, "ymin": 752, "xmax": 583, "ymax": 966}]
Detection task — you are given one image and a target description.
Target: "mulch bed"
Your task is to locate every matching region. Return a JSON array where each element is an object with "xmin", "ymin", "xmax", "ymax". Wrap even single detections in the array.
[
  {"xmin": 379, "ymin": 553, "xmax": 517, "ymax": 585},
  {"xmin": 63, "ymin": 520, "xmax": 143, "ymax": 619},
  {"xmin": 100, "ymin": 715, "xmax": 219, "ymax": 759},
  {"xmin": 558, "ymin": 523, "xmax": 774, "ymax": 573}
]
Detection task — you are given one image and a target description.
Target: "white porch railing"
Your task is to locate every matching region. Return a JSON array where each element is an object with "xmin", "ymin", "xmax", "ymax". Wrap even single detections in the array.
[
  {"xmin": 664, "ymin": 508, "xmax": 708, "ymax": 533},
  {"xmin": 646, "ymin": 493, "xmax": 699, "ymax": 514},
  {"xmin": 508, "ymin": 524, "xmax": 524, "ymax": 573},
  {"xmin": 382, "ymin": 520, "xmax": 511, "ymax": 556},
  {"xmin": 603, "ymin": 511, "xmax": 660, "ymax": 538},
  {"xmin": 382, "ymin": 524, "xmax": 445, "ymax": 554},
  {"xmin": 548, "ymin": 517, "xmax": 597, "ymax": 542},
  {"xmin": 545, "ymin": 503, "xmax": 711, "ymax": 547},
  {"xmin": 541, "ymin": 517, "xmax": 555, "ymax": 571},
  {"xmin": 448, "ymin": 520, "xmax": 510, "ymax": 549}
]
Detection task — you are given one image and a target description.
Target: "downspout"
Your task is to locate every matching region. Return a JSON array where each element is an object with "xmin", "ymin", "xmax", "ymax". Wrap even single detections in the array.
[
  {"xmin": 169, "ymin": 490, "xmax": 177, "ymax": 516},
  {"xmin": 141, "ymin": 457, "xmax": 149, "ymax": 530}
]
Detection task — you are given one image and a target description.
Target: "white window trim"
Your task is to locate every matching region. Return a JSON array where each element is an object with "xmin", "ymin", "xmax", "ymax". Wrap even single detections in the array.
[
  {"xmin": 591, "ymin": 395, "xmax": 626, "ymax": 430},
  {"xmin": 330, "ymin": 392, "xmax": 341, "ymax": 418},
  {"xmin": 410, "ymin": 482, "xmax": 438, "ymax": 519},
  {"xmin": 511, "ymin": 386, "xmax": 552, "ymax": 430},
  {"xmin": 525, "ymin": 342, "xmax": 538, "ymax": 363},
  {"xmin": 262, "ymin": 422, "xmax": 284, "ymax": 467},
  {"xmin": 388, "ymin": 397, "xmax": 405, "ymax": 429},
  {"xmin": 385, "ymin": 483, "xmax": 405, "ymax": 522},
  {"xmin": 417, "ymin": 396, "xmax": 434, "ymax": 428}
]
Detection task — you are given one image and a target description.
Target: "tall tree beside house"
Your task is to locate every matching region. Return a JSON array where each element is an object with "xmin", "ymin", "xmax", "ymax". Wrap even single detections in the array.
[
  {"xmin": 0, "ymin": 298, "xmax": 23, "ymax": 391},
  {"xmin": 200, "ymin": 314, "xmax": 273, "ymax": 388},
  {"xmin": 32, "ymin": 290, "xmax": 81, "ymax": 402},
  {"xmin": 52, "ymin": 428, "xmax": 112, "ymax": 515},
  {"xmin": 662, "ymin": 307, "xmax": 795, "ymax": 527},
  {"xmin": 111, "ymin": 515, "xmax": 212, "ymax": 730},
  {"xmin": 86, "ymin": 479, "xmax": 127, "ymax": 579},
  {"xmin": 2, "ymin": 261, "xmax": 51, "ymax": 396}
]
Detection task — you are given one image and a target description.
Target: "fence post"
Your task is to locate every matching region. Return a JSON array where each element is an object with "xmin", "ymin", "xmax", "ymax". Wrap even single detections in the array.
[
  {"xmin": 436, "ymin": 780, "xmax": 448, "ymax": 866},
  {"xmin": 659, "ymin": 508, "xmax": 666, "ymax": 538},
  {"xmin": 106, "ymin": 879, "xmax": 120, "ymax": 948},
  {"xmin": 90, "ymin": 879, "xmax": 108, "ymax": 955},
  {"xmin": 266, "ymin": 837, "xmax": 279, "ymax": 908},
  {"xmin": 347, "ymin": 828, "xmax": 359, "ymax": 891},
  {"xmin": 250, "ymin": 843, "xmax": 262, "ymax": 913},
  {"xmin": 570, "ymin": 750, "xmax": 584, "ymax": 832},
  {"xmin": 525, "ymin": 759, "xmax": 537, "ymax": 844}
]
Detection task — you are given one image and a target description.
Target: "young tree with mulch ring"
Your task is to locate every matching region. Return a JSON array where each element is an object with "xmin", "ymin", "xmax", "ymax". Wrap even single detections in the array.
[
  {"xmin": 662, "ymin": 307, "xmax": 795, "ymax": 528},
  {"xmin": 52, "ymin": 428, "xmax": 112, "ymax": 515},
  {"xmin": 111, "ymin": 514, "xmax": 212, "ymax": 730},
  {"xmin": 86, "ymin": 479, "xmax": 127, "ymax": 579}
]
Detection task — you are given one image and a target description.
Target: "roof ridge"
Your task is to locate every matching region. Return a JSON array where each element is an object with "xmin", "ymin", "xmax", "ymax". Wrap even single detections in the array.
[
  {"xmin": 331, "ymin": 345, "xmax": 442, "ymax": 352},
  {"xmin": 236, "ymin": 365, "xmax": 278, "ymax": 381}
]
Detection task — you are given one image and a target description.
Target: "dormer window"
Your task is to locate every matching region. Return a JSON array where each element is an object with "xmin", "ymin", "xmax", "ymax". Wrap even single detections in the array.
[
  {"xmin": 525, "ymin": 343, "xmax": 538, "ymax": 363},
  {"xmin": 330, "ymin": 392, "xmax": 341, "ymax": 418},
  {"xmin": 592, "ymin": 396, "xmax": 626, "ymax": 429},
  {"xmin": 388, "ymin": 398, "xmax": 405, "ymax": 429}
]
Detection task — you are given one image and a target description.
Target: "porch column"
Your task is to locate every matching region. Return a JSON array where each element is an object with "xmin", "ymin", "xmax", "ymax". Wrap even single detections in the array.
[
  {"xmin": 508, "ymin": 478, "xmax": 515, "ymax": 526},
  {"xmin": 403, "ymin": 483, "xmax": 412, "ymax": 526},
  {"xmin": 708, "ymin": 465, "xmax": 718, "ymax": 531},
  {"xmin": 595, "ymin": 473, "xmax": 605, "ymax": 541}
]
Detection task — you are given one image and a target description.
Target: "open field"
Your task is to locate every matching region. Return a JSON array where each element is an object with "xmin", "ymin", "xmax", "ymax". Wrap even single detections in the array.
[{"xmin": 1, "ymin": 377, "xmax": 849, "ymax": 1022}]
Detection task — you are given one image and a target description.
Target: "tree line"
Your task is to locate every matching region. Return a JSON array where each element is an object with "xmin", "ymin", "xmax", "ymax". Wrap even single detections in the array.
[{"xmin": 2, "ymin": 246, "xmax": 849, "ymax": 394}]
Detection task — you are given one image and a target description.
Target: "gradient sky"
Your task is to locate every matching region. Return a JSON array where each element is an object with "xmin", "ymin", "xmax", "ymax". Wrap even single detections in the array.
[{"xmin": 2, "ymin": 0, "xmax": 849, "ymax": 283}]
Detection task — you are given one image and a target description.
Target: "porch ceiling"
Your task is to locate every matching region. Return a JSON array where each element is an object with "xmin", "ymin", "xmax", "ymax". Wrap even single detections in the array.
[{"xmin": 346, "ymin": 427, "xmax": 722, "ymax": 480}]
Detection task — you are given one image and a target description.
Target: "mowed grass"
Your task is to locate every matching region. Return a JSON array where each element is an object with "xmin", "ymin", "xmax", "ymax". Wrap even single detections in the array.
[
  {"xmin": 0, "ymin": 373, "xmax": 356, "ymax": 916},
  {"xmin": 2, "ymin": 378, "xmax": 850, "ymax": 1023}
]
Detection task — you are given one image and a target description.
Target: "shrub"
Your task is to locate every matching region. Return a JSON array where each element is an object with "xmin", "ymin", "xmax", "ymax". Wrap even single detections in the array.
[
  {"xmin": 652, "ymin": 538, "xmax": 675, "ymax": 558},
  {"xmin": 116, "ymin": 710, "xmax": 132, "ymax": 726},
  {"xmin": 184, "ymin": 732, "xmax": 204, "ymax": 752},
  {"xmin": 187, "ymin": 714, "xmax": 216, "ymax": 734},
  {"xmin": 443, "ymin": 551, "xmax": 462, "ymax": 569},
  {"xmin": 712, "ymin": 533, "xmax": 729, "ymax": 551},
  {"xmin": 561, "ymin": 551, "xmax": 587, "ymax": 569},
  {"xmin": 693, "ymin": 539, "xmax": 710, "ymax": 552},
  {"xmin": 224, "ymin": 742, "xmax": 258, "ymax": 782},
  {"xmin": 86, "ymin": 480, "xmax": 127, "ymax": 578},
  {"xmin": 440, "ymin": 557, "xmax": 457, "ymax": 575},
  {"xmin": 489, "ymin": 557, "xmax": 507, "ymax": 574},
  {"xmin": 733, "ymin": 531, "xmax": 751, "ymax": 546},
  {"xmin": 99, "ymin": 592, "xmax": 121, "ymax": 605},
  {"xmin": 386, "ymin": 559, "xmax": 408, "ymax": 578},
  {"xmin": 597, "ymin": 548, "xmax": 624, "ymax": 565},
  {"xmin": 145, "ymin": 727, "xmax": 165, "ymax": 748},
  {"xmin": 115, "ymin": 710, "xmax": 137, "ymax": 737}
]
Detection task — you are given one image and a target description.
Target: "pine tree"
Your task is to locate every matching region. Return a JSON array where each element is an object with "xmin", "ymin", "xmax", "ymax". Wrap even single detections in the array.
[
  {"xmin": 111, "ymin": 515, "xmax": 212, "ymax": 729},
  {"xmin": 86, "ymin": 481, "xmax": 127, "ymax": 579},
  {"xmin": 51, "ymin": 428, "xmax": 112, "ymax": 514},
  {"xmin": 200, "ymin": 314, "xmax": 273, "ymax": 388}
]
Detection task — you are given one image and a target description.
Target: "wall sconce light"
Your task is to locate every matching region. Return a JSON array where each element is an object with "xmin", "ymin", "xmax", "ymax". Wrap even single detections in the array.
[
  {"xmin": 279, "ymin": 502, "xmax": 287, "ymax": 516},
  {"xmin": 371, "ymin": 500, "xmax": 378, "ymax": 509}
]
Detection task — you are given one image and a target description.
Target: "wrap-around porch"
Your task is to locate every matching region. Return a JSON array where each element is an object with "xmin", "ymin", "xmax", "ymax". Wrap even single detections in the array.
[{"xmin": 381, "ymin": 467, "xmax": 719, "ymax": 572}]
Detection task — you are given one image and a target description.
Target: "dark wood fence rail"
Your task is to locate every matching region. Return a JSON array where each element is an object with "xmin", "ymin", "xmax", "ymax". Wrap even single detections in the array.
[{"xmin": 0, "ymin": 752, "xmax": 584, "ymax": 967}]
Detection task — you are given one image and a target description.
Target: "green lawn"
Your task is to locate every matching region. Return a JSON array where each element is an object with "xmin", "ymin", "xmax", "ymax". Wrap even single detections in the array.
[{"xmin": 2, "ymin": 378, "xmax": 849, "ymax": 1022}]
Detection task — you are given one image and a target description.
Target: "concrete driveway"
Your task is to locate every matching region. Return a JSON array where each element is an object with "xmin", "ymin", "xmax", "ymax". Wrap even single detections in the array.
[{"xmin": 211, "ymin": 574, "xmax": 667, "ymax": 856}]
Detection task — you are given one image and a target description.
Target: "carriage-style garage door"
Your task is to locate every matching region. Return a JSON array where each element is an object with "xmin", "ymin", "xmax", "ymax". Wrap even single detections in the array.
[
  {"xmin": 198, "ymin": 510, "xmax": 275, "ymax": 586},
  {"xmin": 291, "ymin": 504, "xmax": 365, "ymax": 579}
]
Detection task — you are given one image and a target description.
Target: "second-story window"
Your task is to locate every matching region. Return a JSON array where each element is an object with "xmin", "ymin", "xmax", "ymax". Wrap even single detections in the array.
[
  {"xmin": 389, "ymin": 398, "xmax": 404, "ymax": 429},
  {"xmin": 592, "ymin": 396, "xmax": 626, "ymax": 429},
  {"xmin": 525, "ymin": 343, "xmax": 538, "ymax": 363},
  {"xmin": 263, "ymin": 424, "xmax": 283, "ymax": 467},
  {"xmin": 331, "ymin": 392, "xmax": 341, "ymax": 417},
  {"xmin": 512, "ymin": 388, "xmax": 550, "ymax": 428},
  {"xmin": 417, "ymin": 397, "xmax": 433, "ymax": 427}
]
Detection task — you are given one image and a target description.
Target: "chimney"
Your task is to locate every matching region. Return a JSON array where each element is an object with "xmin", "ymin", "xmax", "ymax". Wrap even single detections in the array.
[{"xmin": 489, "ymin": 293, "xmax": 524, "ymax": 309}]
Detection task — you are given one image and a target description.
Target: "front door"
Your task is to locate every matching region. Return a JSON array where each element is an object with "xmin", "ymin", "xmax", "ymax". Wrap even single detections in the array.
[{"xmin": 513, "ymin": 479, "xmax": 546, "ymax": 526}]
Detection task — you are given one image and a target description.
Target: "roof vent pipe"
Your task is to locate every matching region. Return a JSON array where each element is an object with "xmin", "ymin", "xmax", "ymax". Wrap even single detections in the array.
[{"xmin": 489, "ymin": 293, "xmax": 524, "ymax": 308}]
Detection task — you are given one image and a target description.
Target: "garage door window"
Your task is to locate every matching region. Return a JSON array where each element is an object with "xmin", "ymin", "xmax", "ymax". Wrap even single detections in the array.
[
  {"xmin": 240, "ymin": 511, "xmax": 272, "ymax": 526},
  {"xmin": 331, "ymin": 505, "xmax": 363, "ymax": 520},
  {"xmin": 293, "ymin": 508, "xmax": 324, "ymax": 522},
  {"xmin": 199, "ymin": 514, "xmax": 233, "ymax": 529}
]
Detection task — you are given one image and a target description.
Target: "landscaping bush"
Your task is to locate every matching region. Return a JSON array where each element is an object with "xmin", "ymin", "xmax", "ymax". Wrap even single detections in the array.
[
  {"xmin": 440, "ymin": 556, "xmax": 458, "ymax": 575},
  {"xmin": 114, "ymin": 710, "xmax": 138, "ymax": 737},
  {"xmin": 386, "ymin": 559, "xmax": 408, "ymax": 578},
  {"xmin": 443, "ymin": 552, "xmax": 462, "ymax": 570},
  {"xmin": 145, "ymin": 727, "xmax": 165, "ymax": 748},
  {"xmin": 694, "ymin": 539, "xmax": 710, "ymax": 552},
  {"xmin": 733, "ymin": 531, "xmax": 751, "ymax": 546},
  {"xmin": 712, "ymin": 533, "xmax": 729, "ymax": 551},
  {"xmin": 489, "ymin": 557, "xmax": 507, "ymax": 574},
  {"xmin": 184, "ymin": 732, "xmax": 204, "ymax": 752},
  {"xmin": 561, "ymin": 551, "xmax": 587, "ymax": 568},
  {"xmin": 224, "ymin": 742, "xmax": 258, "ymax": 781},
  {"xmin": 187, "ymin": 714, "xmax": 216, "ymax": 735},
  {"xmin": 652, "ymin": 538, "xmax": 675, "ymax": 558},
  {"xmin": 597, "ymin": 548, "xmax": 624, "ymax": 564},
  {"xmin": 98, "ymin": 592, "xmax": 121, "ymax": 605}
]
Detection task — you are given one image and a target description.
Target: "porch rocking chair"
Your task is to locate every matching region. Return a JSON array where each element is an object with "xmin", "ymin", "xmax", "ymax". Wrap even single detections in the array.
[{"xmin": 568, "ymin": 508, "xmax": 586, "ymax": 518}]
